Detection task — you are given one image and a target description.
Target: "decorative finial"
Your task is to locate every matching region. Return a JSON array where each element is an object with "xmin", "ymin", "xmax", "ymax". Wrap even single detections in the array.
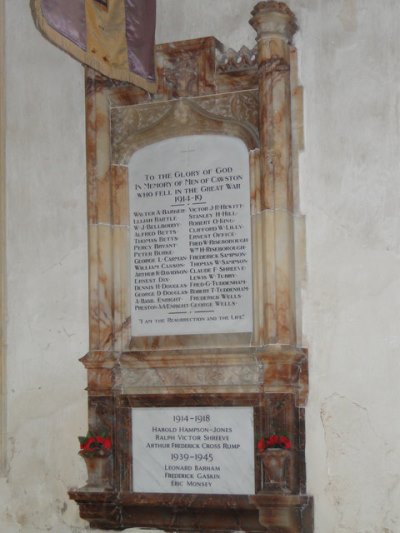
[{"xmin": 250, "ymin": 1, "xmax": 298, "ymax": 44}]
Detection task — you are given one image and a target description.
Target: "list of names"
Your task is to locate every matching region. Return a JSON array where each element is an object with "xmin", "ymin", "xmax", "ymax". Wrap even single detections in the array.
[
  {"xmin": 132, "ymin": 406, "xmax": 255, "ymax": 495},
  {"xmin": 129, "ymin": 135, "xmax": 253, "ymax": 336}
]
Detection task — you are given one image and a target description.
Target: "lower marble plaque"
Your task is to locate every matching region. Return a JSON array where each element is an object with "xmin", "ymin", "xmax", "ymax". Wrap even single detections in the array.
[{"xmin": 132, "ymin": 406, "xmax": 255, "ymax": 495}]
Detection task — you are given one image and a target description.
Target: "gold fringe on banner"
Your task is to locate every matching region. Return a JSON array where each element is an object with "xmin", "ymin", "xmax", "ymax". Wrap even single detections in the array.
[{"xmin": 30, "ymin": 0, "xmax": 157, "ymax": 93}]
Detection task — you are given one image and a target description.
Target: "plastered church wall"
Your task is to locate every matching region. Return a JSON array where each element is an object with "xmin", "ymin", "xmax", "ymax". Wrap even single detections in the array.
[
  {"xmin": 1, "ymin": 0, "xmax": 400, "ymax": 532},
  {"xmin": 2, "ymin": 0, "xmax": 88, "ymax": 531}
]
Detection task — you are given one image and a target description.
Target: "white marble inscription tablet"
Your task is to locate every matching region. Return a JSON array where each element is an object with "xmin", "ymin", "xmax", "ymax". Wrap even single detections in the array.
[
  {"xmin": 132, "ymin": 406, "xmax": 255, "ymax": 495},
  {"xmin": 128, "ymin": 134, "xmax": 253, "ymax": 337}
]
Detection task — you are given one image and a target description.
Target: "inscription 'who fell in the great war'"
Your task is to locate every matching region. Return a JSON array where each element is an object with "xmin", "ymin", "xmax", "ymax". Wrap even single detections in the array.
[{"xmin": 128, "ymin": 135, "xmax": 253, "ymax": 337}]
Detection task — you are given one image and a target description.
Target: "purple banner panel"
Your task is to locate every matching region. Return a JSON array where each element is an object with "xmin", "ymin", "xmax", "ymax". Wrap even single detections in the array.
[
  {"xmin": 41, "ymin": 0, "xmax": 87, "ymax": 51},
  {"xmin": 125, "ymin": 0, "xmax": 156, "ymax": 82}
]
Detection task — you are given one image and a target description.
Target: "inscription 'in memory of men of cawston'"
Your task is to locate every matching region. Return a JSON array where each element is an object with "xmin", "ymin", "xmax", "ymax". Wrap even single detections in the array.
[{"xmin": 128, "ymin": 135, "xmax": 253, "ymax": 337}]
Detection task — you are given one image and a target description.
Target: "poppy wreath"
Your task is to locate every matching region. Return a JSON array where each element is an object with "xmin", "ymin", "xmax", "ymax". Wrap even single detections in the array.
[
  {"xmin": 257, "ymin": 434, "xmax": 292, "ymax": 452},
  {"xmin": 79, "ymin": 431, "xmax": 112, "ymax": 455}
]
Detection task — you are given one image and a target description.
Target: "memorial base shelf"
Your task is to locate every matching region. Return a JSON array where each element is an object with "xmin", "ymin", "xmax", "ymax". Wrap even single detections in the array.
[{"xmin": 68, "ymin": 489, "xmax": 313, "ymax": 532}]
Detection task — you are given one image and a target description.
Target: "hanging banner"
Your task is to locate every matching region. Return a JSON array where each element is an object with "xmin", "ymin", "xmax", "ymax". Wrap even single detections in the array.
[{"xmin": 31, "ymin": 0, "xmax": 156, "ymax": 93}]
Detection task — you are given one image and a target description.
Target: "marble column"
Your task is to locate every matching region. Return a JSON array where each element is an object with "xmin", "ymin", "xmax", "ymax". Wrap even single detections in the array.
[{"xmin": 250, "ymin": 2, "xmax": 298, "ymax": 346}]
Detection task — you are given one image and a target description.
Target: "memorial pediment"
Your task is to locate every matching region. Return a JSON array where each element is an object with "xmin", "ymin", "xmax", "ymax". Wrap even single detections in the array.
[{"xmin": 111, "ymin": 98, "xmax": 259, "ymax": 162}]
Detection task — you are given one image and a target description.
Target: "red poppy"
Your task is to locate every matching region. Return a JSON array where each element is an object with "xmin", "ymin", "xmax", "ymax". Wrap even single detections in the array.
[
  {"xmin": 280, "ymin": 435, "xmax": 292, "ymax": 449},
  {"xmin": 82, "ymin": 436, "xmax": 97, "ymax": 450},
  {"xmin": 266, "ymin": 434, "xmax": 280, "ymax": 448},
  {"xmin": 257, "ymin": 438, "xmax": 266, "ymax": 453},
  {"xmin": 103, "ymin": 438, "xmax": 112, "ymax": 449}
]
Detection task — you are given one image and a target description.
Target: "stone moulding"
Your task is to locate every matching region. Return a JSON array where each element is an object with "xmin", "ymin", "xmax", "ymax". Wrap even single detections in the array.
[
  {"xmin": 111, "ymin": 97, "xmax": 260, "ymax": 165},
  {"xmin": 68, "ymin": 491, "xmax": 313, "ymax": 532},
  {"xmin": 80, "ymin": 347, "xmax": 309, "ymax": 407},
  {"xmin": 69, "ymin": 2, "xmax": 313, "ymax": 531}
]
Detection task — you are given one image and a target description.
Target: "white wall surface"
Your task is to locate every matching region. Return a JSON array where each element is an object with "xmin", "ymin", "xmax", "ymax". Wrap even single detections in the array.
[
  {"xmin": 2, "ymin": 0, "xmax": 400, "ymax": 532},
  {"xmin": 3, "ymin": 0, "xmax": 88, "ymax": 531}
]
